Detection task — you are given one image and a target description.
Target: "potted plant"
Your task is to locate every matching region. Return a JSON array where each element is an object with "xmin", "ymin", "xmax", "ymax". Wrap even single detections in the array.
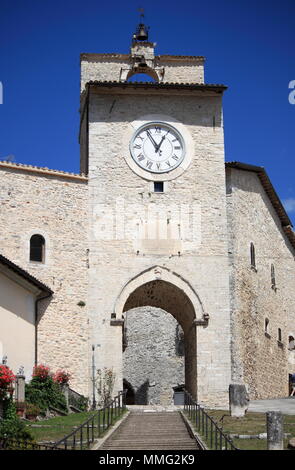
[
  {"xmin": 25, "ymin": 403, "xmax": 40, "ymax": 421},
  {"xmin": 16, "ymin": 401, "xmax": 26, "ymax": 418}
]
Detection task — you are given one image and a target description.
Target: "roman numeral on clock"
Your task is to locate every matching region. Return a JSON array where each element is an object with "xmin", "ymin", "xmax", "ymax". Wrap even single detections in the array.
[{"xmin": 137, "ymin": 154, "xmax": 145, "ymax": 161}]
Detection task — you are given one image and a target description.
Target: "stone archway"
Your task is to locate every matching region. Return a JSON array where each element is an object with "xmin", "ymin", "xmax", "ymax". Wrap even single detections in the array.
[{"xmin": 114, "ymin": 266, "xmax": 204, "ymax": 401}]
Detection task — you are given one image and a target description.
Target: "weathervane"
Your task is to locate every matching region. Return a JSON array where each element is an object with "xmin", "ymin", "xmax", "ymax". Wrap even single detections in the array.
[{"xmin": 138, "ymin": 7, "xmax": 145, "ymax": 22}]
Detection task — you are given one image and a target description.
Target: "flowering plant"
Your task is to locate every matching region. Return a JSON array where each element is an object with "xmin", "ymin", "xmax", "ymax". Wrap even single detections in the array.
[
  {"xmin": 0, "ymin": 365, "xmax": 15, "ymax": 399},
  {"xmin": 32, "ymin": 364, "xmax": 51, "ymax": 381},
  {"xmin": 53, "ymin": 370, "xmax": 71, "ymax": 385},
  {"xmin": 96, "ymin": 368, "xmax": 115, "ymax": 407}
]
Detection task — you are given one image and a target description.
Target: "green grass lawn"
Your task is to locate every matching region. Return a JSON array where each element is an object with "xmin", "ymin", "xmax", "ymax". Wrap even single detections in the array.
[
  {"xmin": 25, "ymin": 412, "xmax": 97, "ymax": 443},
  {"xmin": 25, "ymin": 408, "xmax": 127, "ymax": 445},
  {"xmin": 189, "ymin": 409, "xmax": 295, "ymax": 450}
]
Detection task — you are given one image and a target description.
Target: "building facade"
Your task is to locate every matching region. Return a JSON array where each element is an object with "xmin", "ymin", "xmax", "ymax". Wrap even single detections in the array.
[{"xmin": 0, "ymin": 24, "xmax": 294, "ymax": 408}]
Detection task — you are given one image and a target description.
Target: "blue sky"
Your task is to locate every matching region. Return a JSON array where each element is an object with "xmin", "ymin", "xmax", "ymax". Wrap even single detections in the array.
[{"xmin": 1, "ymin": 0, "xmax": 294, "ymax": 223}]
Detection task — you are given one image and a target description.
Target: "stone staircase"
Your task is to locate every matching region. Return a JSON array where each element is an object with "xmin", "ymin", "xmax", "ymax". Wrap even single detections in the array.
[{"xmin": 100, "ymin": 411, "xmax": 200, "ymax": 450}]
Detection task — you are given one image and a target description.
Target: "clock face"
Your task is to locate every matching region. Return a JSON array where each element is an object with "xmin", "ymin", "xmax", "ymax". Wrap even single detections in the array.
[{"xmin": 130, "ymin": 122, "xmax": 185, "ymax": 174}]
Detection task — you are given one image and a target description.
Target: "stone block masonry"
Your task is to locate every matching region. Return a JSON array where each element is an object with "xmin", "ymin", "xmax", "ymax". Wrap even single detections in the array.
[
  {"xmin": 123, "ymin": 307, "xmax": 185, "ymax": 405},
  {"xmin": 0, "ymin": 165, "xmax": 90, "ymax": 396}
]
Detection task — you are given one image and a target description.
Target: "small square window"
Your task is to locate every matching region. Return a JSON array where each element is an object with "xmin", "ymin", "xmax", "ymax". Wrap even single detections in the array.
[{"xmin": 154, "ymin": 182, "xmax": 164, "ymax": 193}]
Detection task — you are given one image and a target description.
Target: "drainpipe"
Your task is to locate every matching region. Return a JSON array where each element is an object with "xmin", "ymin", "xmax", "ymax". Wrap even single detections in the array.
[{"xmin": 35, "ymin": 292, "xmax": 53, "ymax": 366}]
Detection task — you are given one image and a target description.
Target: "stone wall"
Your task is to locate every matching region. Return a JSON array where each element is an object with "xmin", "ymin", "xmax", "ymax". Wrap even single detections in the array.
[
  {"xmin": 81, "ymin": 54, "xmax": 130, "ymax": 90},
  {"xmin": 226, "ymin": 167, "xmax": 295, "ymax": 399},
  {"xmin": 156, "ymin": 57, "xmax": 204, "ymax": 84},
  {"xmin": 80, "ymin": 53, "xmax": 204, "ymax": 90},
  {"xmin": 123, "ymin": 307, "xmax": 184, "ymax": 405},
  {"xmin": 0, "ymin": 166, "xmax": 90, "ymax": 396},
  {"xmin": 87, "ymin": 82, "xmax": 232, "ymax": 408}
]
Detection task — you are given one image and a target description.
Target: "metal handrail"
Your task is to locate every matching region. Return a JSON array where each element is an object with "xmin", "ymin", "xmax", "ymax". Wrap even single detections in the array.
[
  {"xmin": 0, "ymin": 438, "xmax": 60, "ymax": 450},
  {"xmin": 183, "ymin": 389, "xmax": 238, "ymax": 450},
  {"xmin": 53, "ymin": 390, "xmax": 127, "ymax": 450}
]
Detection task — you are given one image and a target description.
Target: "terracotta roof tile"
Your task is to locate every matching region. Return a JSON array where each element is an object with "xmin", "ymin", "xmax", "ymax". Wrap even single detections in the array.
[
  {"xmin": 0, "ymin": 161, "xmax": 87, "ymax": 180},
  {"xmin": 0, "ymin": 254, "xmax": 53, "ymax": 295},
  {"xmin": 87, "ymin": 80, "xmax": 227, "ymax": 90},
  {"xmin": 226, "ymin": 161, "xmax": 295, "ymax": 251}
]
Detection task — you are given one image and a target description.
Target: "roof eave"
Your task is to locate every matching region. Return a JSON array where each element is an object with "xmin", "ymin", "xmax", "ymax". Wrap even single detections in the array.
[
  {"xmin": 226, "ymin": 161, "xmax": 295, "ymax": 251},
  {"xmin": 87, "ymin": 80, "xmax": 227, "ymax": 93},
  {"xmin": 0, "ymin": 254, "xmax": 53, "ymax": 297}
]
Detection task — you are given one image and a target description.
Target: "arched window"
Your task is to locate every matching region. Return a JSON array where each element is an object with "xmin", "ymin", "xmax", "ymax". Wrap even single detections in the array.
[
  {"xmin": 250, "ymin": 243, "xmax": 256, "ymax": 270},
  {"xmin": 30, "ymin": 234, "xmax": 45, "ymax": 263}
]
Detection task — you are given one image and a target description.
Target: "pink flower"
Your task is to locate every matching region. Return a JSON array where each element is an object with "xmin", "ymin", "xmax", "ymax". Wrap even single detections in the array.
[
  {"xmin": 53, "ymin": 370, "xmax": 71, "ymax": 385},
  {"xmin": 32, "ymin": 364, "xmax": 51, "ymax": 380},
  {"xmin": 0, "ymin": 365, "xmax": 15, "ymax": 398}
]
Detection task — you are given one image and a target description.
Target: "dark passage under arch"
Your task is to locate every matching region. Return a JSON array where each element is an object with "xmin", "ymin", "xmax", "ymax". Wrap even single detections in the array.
[{"xmin": 122, "ymin": 279, "xmax": 197, "ymax": 402}]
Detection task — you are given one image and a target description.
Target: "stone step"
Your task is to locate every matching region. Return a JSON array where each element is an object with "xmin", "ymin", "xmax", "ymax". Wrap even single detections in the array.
[
  {"xmin": 111, "ymin": 433, "xmax": 189, "ymax": 439},
  {"xmin": 107, "ymin": 439, "xmax": 197, "ymax": 445},
  {"xmin": 105, "ymin": 445, "xmax": 198, "ymax": 450},
  {"xmin": 100, "ymin": 411, "xmax": 199, "ymax": 450},
  {"xmin": 117, "ymin": 426, "xmax": 183, "ymax": 434}
]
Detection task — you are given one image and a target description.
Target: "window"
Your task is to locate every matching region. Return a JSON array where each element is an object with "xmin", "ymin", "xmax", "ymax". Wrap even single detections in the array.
[
  {"xmin": 264, "ymin": 318, "xmax": 270, "ymax": 337},
  {"xmin": 271, "ymin": 264, "xmax": 276, "ymax": 287},
  {"xmin": 278, "ymin": 328, "xmax": 284, "ymax": 348},
  {"xmin": 289, "ymin": 336, "xmax": 295, "ymax": 351},
  {"xmin": 30, "ymin": 234, "xmax": 45, "ymax": 263},
  {"xmin": 154, "ymin": 182, "xmax": 164, "ymax": 193},
  {"xmin": 278, "ymin": 328, "xmax": 282, "ymax": 342},
  {"xmin": 250, "ymin": 243, "xmax": 256, "ymax": 270}
]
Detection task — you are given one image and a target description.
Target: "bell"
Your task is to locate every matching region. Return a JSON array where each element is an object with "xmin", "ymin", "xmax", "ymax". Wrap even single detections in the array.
[{"xmin": 136, "ymin": 23, "xmax": 148, "ymax": 41}]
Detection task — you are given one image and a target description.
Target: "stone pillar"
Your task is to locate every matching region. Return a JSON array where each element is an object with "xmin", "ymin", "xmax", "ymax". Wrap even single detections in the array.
[
  {"xmin": 267, "ymin": 411, "xmax": 284, "ymax": 450},
  {"xmin": 229, "ymin": 384, "xmax": 249, "ymax": 417},
  {"xmin": 15, "ymin": 375, "xmax": 26, "ymax": 403},
  {"xmin": 61, "ymin": 384, "xmax": 69, "ymax": 412}
]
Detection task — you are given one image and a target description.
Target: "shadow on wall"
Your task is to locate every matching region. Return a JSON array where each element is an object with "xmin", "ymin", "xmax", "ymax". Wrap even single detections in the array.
[
  {"xmin": 123, "ymin": 379, "xmax": 135, "ymax": 405},
  {"xmin": 135, "ymin": 380, "xmax": 149, "ymax": 405},
  {"xmin": 124, "ymin": 379, "xmax": 150, "ymax": 405}
]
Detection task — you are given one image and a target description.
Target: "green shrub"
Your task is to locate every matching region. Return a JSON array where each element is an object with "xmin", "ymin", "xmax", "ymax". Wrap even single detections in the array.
[
  {"xmin": 69, "ymin": 394, "xmax": 89, "ymax": 412},
  {"xmin": 25, "ymin": 374, "xmax": 67, "ymax": 414},
  {"xmin": 25, "ymin": 403, "xmax": 41, "ymax": 417},
  {"xmin": 0, "ymin": 398, "xmax": 33, "ymax": 441}
]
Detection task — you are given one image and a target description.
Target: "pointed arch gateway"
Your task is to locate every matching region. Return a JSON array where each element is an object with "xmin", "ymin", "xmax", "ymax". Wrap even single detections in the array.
[{"xmin": 114, "ymin": 266, "xmax": 204, "ymax": 400}]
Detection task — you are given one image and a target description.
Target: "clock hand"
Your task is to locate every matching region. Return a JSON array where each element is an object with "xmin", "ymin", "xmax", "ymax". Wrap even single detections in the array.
[
  {"xmin": 146, "ymin": 130, "xmax": 158, "ymax": 150},
  {"xmin": 155, "ymin": 131, "xmax": 169, "ymax": 153}
]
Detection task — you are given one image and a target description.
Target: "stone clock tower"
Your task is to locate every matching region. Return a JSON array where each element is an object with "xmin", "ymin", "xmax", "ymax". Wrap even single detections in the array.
[{"xmin": 80, "ymin": 21, "xmax": 231, "ymax": 407}]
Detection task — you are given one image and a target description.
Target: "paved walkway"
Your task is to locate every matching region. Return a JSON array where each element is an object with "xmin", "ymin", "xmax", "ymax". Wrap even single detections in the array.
[
  {"xmin": 126, "ymin": 404, "xmax": 181, "ymax": 412},
  {"xmin": 126, "ymin": 399, "xmax": 295, "ymax": 415},
  {"xmin": 248, "ymin": 397, "xmax": 295, "ymax": 415}
]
